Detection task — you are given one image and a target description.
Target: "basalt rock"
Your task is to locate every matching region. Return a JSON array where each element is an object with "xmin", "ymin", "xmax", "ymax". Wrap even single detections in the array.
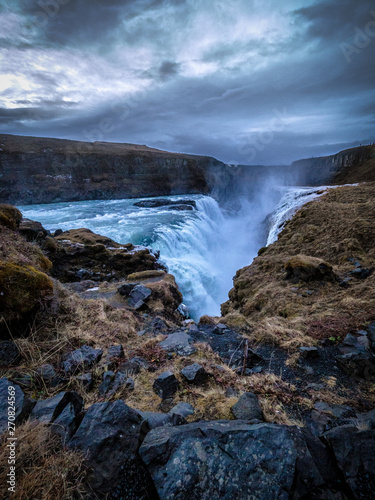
[
  {"xmin": 187, "ymin": 325, "xmax": 263, "ymax": 371},
  {"xmin": 68, "ymin": 400, "xmax": 157, "ymax": 498},
  {"xmin": 231, "ymin": 392, "xmax": 264, "ymax": 421},
  {"xmin": 134, "ymin": 199, "xmax": 196, "ymax": 209},
  {"xmin": 128, "ymin": 285, "xmax": 152, "ymax": 309},
  {"xmin": 322, "ymin": 425, "xmax": 375, "ymax": 499},
  {"xmin": 135, "ymin": 410, "xmax": 186, "ymax": 430},
  {"xmin": 0, "ymin": 378, "xmax": 35, "ymax": 435},
  {"xmin": 159, "ymin": 331, "xmax": 196, "ymax": 356},
  {"xmin": 139, "ymin": 420, "xmax": 348, "ymax": 499},
  {"xmin": 62, "ymin": 345, "xmax": 103, "ymax": 375},
  {"xmin": 105, "ymin": 344, "xmax": 125, "ymax": 369},
  {"xmin": 181, "ymin": 363, "xmax": 209, "ymax": 384},
  {"xmin": 30, "ymin": 391, "xmax": 83, "ymax": 425},
  {"xmin": 169, "ymin": 402, "xmax": 195, "ymax": 419},
  {"xmin": 0, "ymin": 340, "xmax": 21, "ymax": 366},
  {"xmin": 153, "ymin": 371, "xmax": 179, "ymax": 399}
]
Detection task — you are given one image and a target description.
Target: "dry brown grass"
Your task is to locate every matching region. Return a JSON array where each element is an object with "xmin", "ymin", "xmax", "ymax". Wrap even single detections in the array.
[
  {"xmin": 0, "ymin": 422, "xmax": 87, "ymax": 499},
  {"xmin": 222, "ymin": 183, "xmax": 375, "ymax": 349}
]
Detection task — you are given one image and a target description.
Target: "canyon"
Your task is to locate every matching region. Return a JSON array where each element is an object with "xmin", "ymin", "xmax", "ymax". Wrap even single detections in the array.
[
  {"xmin": 1, "ymin": 133, "xmax": 374, "ymax": 205},
  {"xmin": 0, "ymin": 135, "xmax": 375, "ymax": 499}
]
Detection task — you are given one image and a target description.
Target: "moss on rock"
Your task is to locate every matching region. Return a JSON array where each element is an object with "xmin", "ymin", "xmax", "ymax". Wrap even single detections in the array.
[
  {"xmin": 0, "ymin": 204, "xmax": 22, "ymax": 229},
  {"xmin": 0, "ymin": 262, "xmax": 54, "ymax": 337},
  {"xmin": 284, "ymin": 255, "xmax": 337, "ymax": 283}
]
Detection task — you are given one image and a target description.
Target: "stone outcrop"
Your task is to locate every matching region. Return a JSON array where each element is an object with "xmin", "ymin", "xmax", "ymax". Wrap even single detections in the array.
[
  {"xmin": 139, "ymin": 420, "xmax": 353, "ymax": 499},
  {"xmin": 68, "ymin": 400, "xmax": 158, "ymax": 498}
]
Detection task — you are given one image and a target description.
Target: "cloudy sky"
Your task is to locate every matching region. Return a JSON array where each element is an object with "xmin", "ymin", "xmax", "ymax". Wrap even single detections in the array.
[{"xmin": 0, "ymin": 0, "xmax": 374, "ymax": 165}]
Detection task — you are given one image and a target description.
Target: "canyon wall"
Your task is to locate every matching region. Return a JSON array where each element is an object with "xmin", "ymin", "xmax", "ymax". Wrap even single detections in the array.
[
  {"xmin": 291, "ymin": 144, "xmax": 375, "ymax": 185},
  {"xmin": 0, "ymin": 134, "xmax": 236, "ymax": 205},
  {"xmin": 1, "ymin": 134, "xmax": 374, "ymax": 205}
]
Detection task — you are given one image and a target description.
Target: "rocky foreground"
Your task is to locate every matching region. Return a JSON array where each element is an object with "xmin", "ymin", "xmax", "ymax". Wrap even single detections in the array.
[{"xmin": 0, "ymin": 182, "xmax": 375, "ymax": 498}]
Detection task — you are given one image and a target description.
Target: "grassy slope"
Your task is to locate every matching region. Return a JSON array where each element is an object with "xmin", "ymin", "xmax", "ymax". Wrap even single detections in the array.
[{"xmin": 222, "ymin": 182, "xmax": 375, "ymax": 347}]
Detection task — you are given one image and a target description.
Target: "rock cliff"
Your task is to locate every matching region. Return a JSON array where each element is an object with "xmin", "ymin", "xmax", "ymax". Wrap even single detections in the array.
[
  {"xmin": 291, "ymin": 144, "xmax": 375, "ymax": 185},
  {"xmin": 1, "ymin": 134, "xmax": 374, "ymax": 206},
  {"xmin": 0, "ymin": 134, "xmax": 235, "ymax": 205}
]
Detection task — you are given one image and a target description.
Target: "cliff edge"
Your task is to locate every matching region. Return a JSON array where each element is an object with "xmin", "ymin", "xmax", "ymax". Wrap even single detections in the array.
[
  {"xmin": 0, "ymin": 134, "xmax": 234, "ymax": 205},
  {"xmin": 291, "ymin": 144, "xmax": 375, "ymax": 185}
]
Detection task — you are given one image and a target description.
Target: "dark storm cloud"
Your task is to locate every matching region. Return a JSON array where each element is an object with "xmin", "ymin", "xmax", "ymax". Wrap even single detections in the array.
[
  {"xmin": 294, "ymin": 0, "xmax": 375, "ymax": 42},
  {"xmin": 1, "ymin": 0, "xmax": 375, "ymax": 164},
  {"xmin": 158, "ymin": 61, "xmax": 180, "ymax": 80},
  {"xmin": 16, "ymin": 0, "xmax": 187, "ymax": 48}
]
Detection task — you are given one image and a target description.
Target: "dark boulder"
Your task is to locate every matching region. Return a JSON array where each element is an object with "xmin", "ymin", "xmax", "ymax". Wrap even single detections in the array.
[
  {"xmin": 299, "ymin": 346, "xmax": 319, "ymax": 359},
  {"xmin": 187, "ymin": 326, "xmax": 263, "ymax": 371},
  {"xmin": 76, "ymin": 372, "xmax": 93, "ymax": 390},
  {"xmin": 336, "ymin": 351, "xmax": 375, "ymax": 380},
  {"xmin": 0, "ymin": 378, "xmax": 35, "ymax": 435},
  {"xmin": 134, "ymin": 199, "xmax": 196, "ymax": 209},
  {"xmin": 68, "ymin": 400, "xmax": 157, "ymax": 498},
  {"xmin": 118, "ymin": 357, "xmax": 149, "ymax": 376},
  {"xmin": 231, "ymin": 392, "xmax": 264, "ymax": 421},
  {"xmin": 323, "ymin": 425, "xmax": 375, "ymax": 499},
  {"xmin": 169, "ymin": 402, "xmax": 195, "ymax": 419},
  {"xmin": 128, "ymin": 285, "xmax": 152, "ymax": 309},
  {"xmin": 62, "ymin": 345, "xmax": 103, "ymax": 375},
  {"xmin": 213, "ymin": 323, "xmax": 228, "ymax": 335},
  {"xmin": 356, "ymin": 408, "xmax": 375, "ymax": 429},
  {"xmin": 30, "ymin": 391, "xmax": 83, "ymax": 425},
  {"xmin": 106, "ymin": 344, "xmax": 125, "ymax": 369},
  {"xmin": 341, "ymin": 333, "xmax": 370, "ymax": 352},
  {"xmin": 51, "ymin": 402, "xmax": 82, "ymax": 444},
  {"xmin": 350, "ymin": 267, "xmax": 372, "ymax": 279},
  {"xmin": 118, "ymin": 282, "xmax": 137, "ymax": 296},
  {"xmin": 0, "ymin": 340, "xmax": 21, "ymax": 366},
  {"xmin": 153, "ymin": 371, "xmax": 179, "ymax": 399},
  {"xmin": 18, "ymin": 218, "xmax": 49, "ymax": 241},
  {"xmin": 99, "ymin": 371, "xmax": 134, "ymax": 397},
  {"xmin": 98, "ymin": 371, "xmax": 115, "ymax": 396},
  {"xmin": 139, "ymin": 420, "xmax": 347, "ymax": 499},
  {"xmin": 181, "ymin": 363, "xmax": 209, "ymax": 384},
  {"xmin": 159, "ymin": 331, "xmax": 196, "ymax": 356},
  {"xmin": 135, "ymin": 410, "xmax": 186, "ymax": 430},
  {"xmin": 10, "ymin": 372, "xmax": 33, "ymax": 388}
]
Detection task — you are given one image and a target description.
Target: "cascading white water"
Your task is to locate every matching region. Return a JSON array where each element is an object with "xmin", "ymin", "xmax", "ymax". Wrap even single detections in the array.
[
  {"xmin": 18, "ymin": 184, "xmax": 332, "ymax": 320},
  {"xmin": 266, "ymin": 185, "xmax": 336, "ymax": 246}
]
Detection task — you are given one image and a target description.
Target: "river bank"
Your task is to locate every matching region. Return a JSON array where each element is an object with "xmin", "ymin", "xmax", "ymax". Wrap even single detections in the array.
[{"xmin": 1, "ymin": 179, "xmax": 375, "ymax": 498}]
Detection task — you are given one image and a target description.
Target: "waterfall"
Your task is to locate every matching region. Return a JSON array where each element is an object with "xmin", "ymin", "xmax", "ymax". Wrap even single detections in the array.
[
  {"xmin": 18, "ymin": 185, "xmax": 337, "ymax": 321},
  {"xmin": 266, "ymin": 186, "xmax": 331, "ymax": 246}
]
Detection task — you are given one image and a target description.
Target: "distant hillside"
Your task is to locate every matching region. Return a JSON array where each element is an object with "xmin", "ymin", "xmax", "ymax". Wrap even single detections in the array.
[
  {"xmin": 291, "ymin": 144, "xmax": 375, "ymax": 185},
  {"xmin": 0, "ymin": 134, "xmax": 235, "ymax": 205},
  {"xmin": 0, "ymin": 134, "xmax": 374, "ymax": 205}
]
